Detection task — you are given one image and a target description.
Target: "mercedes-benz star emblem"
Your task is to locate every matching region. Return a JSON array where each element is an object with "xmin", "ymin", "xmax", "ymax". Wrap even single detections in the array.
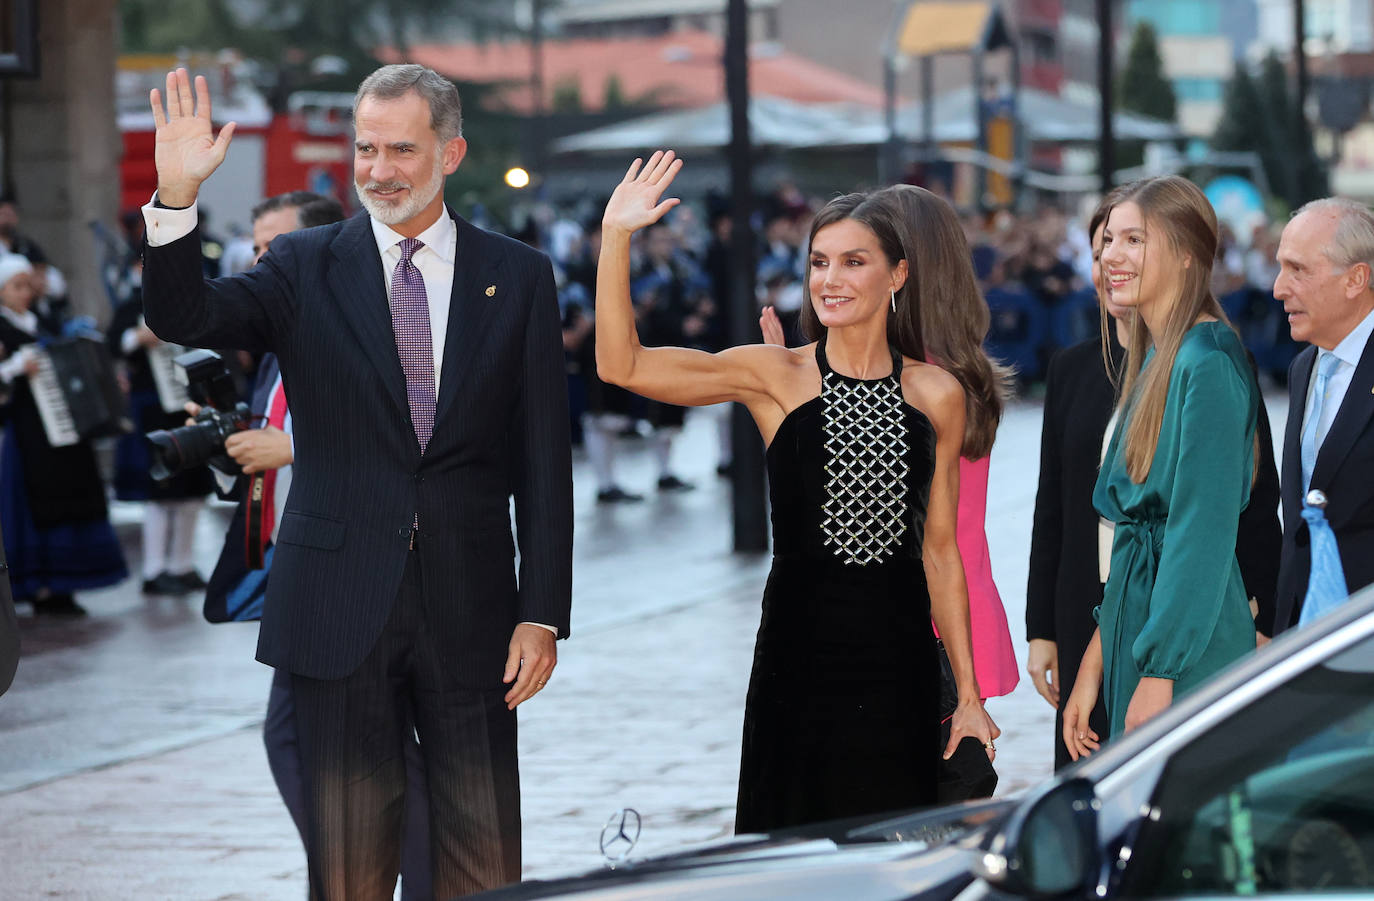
[{"xmin": 599, "ymin": 807, "xmax": 641, "ymax": 867}]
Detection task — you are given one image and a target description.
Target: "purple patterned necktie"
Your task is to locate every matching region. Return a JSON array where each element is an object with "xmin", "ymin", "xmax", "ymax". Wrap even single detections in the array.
[{"xmin": 390, "ymin": 237, "xmax": 437, "ymax": 454}]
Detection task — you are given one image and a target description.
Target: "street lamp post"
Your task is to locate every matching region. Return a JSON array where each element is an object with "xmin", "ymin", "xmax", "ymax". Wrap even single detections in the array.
[
  {"xmin": 1097, "ymin": 0, "xmax": 1115, "ymax": 195},
  {"xmin": 725, "ymin": 0, "xmax": 768, "ymax": 553},
  {"xmin": 1295, "ymin": 0, "xmax": 1308, "ymax": 124}
]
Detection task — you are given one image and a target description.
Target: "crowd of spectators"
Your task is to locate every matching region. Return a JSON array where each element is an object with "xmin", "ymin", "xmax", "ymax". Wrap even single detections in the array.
[{"xmin": 537, "ymin": 184, "xmax": 1300, "ymax": 444}]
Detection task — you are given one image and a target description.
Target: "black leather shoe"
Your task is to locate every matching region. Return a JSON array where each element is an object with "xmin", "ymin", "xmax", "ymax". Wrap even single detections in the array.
[
  {"xmin": 33, "ymin": 594, "xmax": 87, "ymax": 617},
  {"xmin": 596, "ymin": 486, "xmax": 644, "ymax": 504},
  {"xmin": 142, "ymin": 572, "xmax": 187, "ymax": 595},
  {"xmin": 657, "ymin": 475, "xmax": 696, "ymax": 493},
  {"xmin": 171, "ymin": 570, "xmax": 207, "ymax": 592}
]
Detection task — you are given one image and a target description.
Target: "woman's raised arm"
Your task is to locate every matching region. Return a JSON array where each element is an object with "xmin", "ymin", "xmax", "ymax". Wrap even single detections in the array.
[{"xmin": 596, "ymin": 151, "xmax": 788, "ymax": 409}]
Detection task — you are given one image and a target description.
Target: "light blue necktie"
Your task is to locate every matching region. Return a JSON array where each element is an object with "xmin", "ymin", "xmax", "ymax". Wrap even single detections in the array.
[
  {"xmin": 1298, "ymin": 490, "xmax": 1349, "ymax": 628},
  {"xmin": 1300, "ymin": 351, "xmax": 1340, "ymax": 492},
  {"xmin": 1297, "ymin": 352, "xmax": 1349, "ymax": 628}
]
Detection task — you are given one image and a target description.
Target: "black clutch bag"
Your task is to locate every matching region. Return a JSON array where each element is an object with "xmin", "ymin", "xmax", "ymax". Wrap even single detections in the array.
[{"xmin": 935, "ymin": 639, "xmax": 998, "ymax": 803}]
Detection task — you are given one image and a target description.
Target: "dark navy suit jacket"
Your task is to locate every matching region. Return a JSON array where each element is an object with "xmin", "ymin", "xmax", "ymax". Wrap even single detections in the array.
[
  {"xmin": 0, "ymin": 532, "xmax": 16, "ymax": 696},
  {"xmin": 1276, "ymin": 331, "xmax": 1374, "ymax": 632},
  {"xmin": 143, "ymin": 209, "xmax": 573, "ymax": 684}
]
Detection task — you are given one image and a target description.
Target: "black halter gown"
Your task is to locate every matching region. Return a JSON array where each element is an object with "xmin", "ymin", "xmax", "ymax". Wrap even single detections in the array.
[{"xmin": 735, "ymin": 335, "xmax": 941, "ymax": 833}]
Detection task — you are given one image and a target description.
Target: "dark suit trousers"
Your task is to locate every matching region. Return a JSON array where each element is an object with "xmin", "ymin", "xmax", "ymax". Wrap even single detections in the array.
[
  {"xmin": 292, "ymin": 549, "xmax": 521, "ymax": 900},
  {"xmin": 265, "ymin": 667, "xmax": 433, "ymax": 900}
]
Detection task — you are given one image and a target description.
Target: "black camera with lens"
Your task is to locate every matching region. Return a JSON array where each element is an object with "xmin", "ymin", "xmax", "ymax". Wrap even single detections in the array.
[{"xmin": 146, "ymin": 349, "xmax": 253, "ymax": 481}]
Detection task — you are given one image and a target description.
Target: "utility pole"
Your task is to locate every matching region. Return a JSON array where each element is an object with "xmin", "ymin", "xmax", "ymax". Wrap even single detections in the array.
[
  {"xmin": 529, "ymin": 0, "xmax": 546, "ymax": 181},
  {"xmin": 1097, "ymin": 0, "xmax": 1115, "ymax": 194},
  {"xmin": 1294, "ymin": 0, "xmax": 1309, "ymax": 137},
  {"xmin": 725, "ymin": 0, "xmax": 768, "ymax": 552}
]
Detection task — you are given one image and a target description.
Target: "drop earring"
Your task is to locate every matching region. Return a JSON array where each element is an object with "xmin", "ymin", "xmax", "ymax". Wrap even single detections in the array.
[{"xmin": 890, "ymin": 288, "xmax": 896, "ymax": 313}]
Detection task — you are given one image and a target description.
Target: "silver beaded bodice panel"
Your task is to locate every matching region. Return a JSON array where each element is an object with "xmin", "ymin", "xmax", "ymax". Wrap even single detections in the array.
[{"xmin": 820, "ymin": 371, "xmax": 910, "ymax": 565}]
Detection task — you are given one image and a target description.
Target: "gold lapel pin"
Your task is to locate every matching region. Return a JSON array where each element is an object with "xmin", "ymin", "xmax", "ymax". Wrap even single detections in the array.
[{"xmin": 485, "ymin": 285, "xmax": 496, "ymax": 297}]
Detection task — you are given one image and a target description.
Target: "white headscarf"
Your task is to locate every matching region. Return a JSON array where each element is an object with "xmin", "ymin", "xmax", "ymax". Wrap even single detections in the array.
[{"xmin": 0, "ymin": 254, "xmax": 33, "ymax": 291}]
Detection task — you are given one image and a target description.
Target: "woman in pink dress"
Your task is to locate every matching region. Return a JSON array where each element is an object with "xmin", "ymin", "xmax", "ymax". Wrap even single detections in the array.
[
  {"xmin": 880, "ymin": 186, "xmax": 1018, "ymax": 703},
  {"xmin": 763, "ymin": 186, "xmax": 1019, "ymax": 705}
]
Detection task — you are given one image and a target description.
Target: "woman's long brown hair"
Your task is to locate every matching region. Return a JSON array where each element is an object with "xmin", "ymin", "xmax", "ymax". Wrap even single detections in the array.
[
  {"xmin": 879, "ymin": 185, "xmax": 1010, "ymax": 459},
  {"xmin": 1092, "ymin": 185, "xmax": 1132, "ymax": 389},
  {"xmin": 1102, "ymin": 176, "xmax": 1242, "ymax": 483}
]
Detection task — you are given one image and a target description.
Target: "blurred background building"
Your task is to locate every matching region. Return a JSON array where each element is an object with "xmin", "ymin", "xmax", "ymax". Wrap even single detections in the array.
[{"xmin": 4, "ymin": 0, "xmax": 1374, "ymax": 331}]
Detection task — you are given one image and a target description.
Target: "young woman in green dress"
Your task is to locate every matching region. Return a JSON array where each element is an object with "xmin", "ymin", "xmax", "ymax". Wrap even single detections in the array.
[{"xmin": 1063, "ymin": 176, "xmax": 1260, "ymax": 759}]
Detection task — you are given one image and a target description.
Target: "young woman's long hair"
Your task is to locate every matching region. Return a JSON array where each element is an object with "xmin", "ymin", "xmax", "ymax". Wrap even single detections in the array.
[
  {"xmin": 877, "ymin": 184, "xmax": 1011, "ymax": 460},
  {"xmin": 1103, "ymin": 176, "xmax": 1236, "ymax": 483},
  {"xmin": 801, "ymin": 192, "xmax": 925, "ymax": 365},
  {"xmin": 1092, "ymin": 185, "xmax": 1131, "ymax": 387}
]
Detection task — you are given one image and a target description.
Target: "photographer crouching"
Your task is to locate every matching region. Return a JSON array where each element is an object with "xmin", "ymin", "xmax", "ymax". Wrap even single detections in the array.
[{"xmin": 159, "ymin": 193, "xmax": 432, "ymax": 901}]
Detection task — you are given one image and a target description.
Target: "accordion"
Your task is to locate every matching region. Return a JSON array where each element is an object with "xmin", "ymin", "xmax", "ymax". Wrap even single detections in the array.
[
  {"xmin": 143, "ymin": 320, "xmax": 190, "ymax": 414},
  {"xmin": 30, "ymin": 338, "xmax": 130, "ymax": 447}
]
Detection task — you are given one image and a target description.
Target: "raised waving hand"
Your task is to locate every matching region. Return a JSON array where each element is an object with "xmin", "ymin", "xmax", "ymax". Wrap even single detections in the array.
[
  {"xmin": 149, "ymin": 68, "xmax": 237, "ymax": 208},
  {"xmin": 602, "ymin": 151, "xmax": 683, "ymax": 235}
]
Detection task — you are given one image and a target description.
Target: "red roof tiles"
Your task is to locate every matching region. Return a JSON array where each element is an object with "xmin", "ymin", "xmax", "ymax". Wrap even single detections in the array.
[{"xmin": 383, "ymin": 30, "xmax": 885, "ymax": 112}]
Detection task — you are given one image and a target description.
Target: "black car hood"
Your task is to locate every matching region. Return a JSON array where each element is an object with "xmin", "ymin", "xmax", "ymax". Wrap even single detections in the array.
[{"xmin": 476, "ymin": 799, "xmax": 1016, "ymax": 900}]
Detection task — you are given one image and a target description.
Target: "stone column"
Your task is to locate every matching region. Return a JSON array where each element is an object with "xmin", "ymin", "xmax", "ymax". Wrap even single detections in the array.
[{"xmin": 7, "ymin": 0, "xmax": 120, "ymax": 323}]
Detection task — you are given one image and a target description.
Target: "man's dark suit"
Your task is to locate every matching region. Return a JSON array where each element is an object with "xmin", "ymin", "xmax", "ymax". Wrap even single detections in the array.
[
  {"xmin": 142, "ymin": 208, "xmax": 573, "ymax": 896},
  {"xmin": 1275, "ymin": 331, "xmax": 1374, "ymax": 633},
  {"xmin": 1028, "ymin": 335, "xmax": 1282, "ymax": 769},
  {"xmin": 0, "ymin": 530, "xmax": 17, "ymax": 696}
]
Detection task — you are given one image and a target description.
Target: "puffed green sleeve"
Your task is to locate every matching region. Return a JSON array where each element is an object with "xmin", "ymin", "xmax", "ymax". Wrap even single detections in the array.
[{"xmin": 1132, "ymin": 350, "xmax": 1254, "ymax": 679}]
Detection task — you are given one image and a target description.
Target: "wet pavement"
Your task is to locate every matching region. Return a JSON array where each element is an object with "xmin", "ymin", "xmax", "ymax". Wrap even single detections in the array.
[{"xmin": 0, "ymin": 394, "xmax": 1289, "ymax": 898}]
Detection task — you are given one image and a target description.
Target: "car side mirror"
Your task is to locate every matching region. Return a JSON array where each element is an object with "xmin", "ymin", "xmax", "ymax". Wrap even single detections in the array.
[{"xmin": 973, "ymin": 778, "xmax": 1100, "ymax": 898}]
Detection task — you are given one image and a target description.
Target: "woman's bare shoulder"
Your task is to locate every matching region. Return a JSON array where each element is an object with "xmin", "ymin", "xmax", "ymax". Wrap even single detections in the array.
[{"xmin": 900, "ymin": 357, "xmax": 965, "ymax": 431}]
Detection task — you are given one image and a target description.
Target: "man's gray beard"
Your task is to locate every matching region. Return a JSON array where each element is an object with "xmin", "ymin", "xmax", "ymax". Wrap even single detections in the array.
[{"xmin": 356, "ymin": 164, "xmax": 444, "ymax": 226}]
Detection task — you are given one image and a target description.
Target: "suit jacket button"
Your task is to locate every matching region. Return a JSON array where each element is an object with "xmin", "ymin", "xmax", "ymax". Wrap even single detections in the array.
[{"xmin": 398, "ymin": 527, "xmax": 411, "ymax": 538}]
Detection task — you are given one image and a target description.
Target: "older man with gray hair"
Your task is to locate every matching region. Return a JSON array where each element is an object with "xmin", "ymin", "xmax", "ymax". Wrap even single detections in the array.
[
  {"xmin": 1273, "ymin": 197, "xmax": 1374, "ymax": 633},
  {"xmin": 140, "ymin": 63, "xmax": 573, "ymax": 898}
]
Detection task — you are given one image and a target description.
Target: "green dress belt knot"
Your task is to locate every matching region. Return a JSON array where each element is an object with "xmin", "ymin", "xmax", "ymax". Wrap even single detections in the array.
[{"xmin": 1095, "ymin": 517, "xmax": 1166, "ymax": 725}]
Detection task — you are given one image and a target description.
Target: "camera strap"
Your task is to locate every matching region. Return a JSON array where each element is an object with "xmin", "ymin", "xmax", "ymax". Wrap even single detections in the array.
[
  {"xmin": 244, "ymin": 470, "xmax": 269, "ymax": 570},
  {"xmin": 243, "ymin": 378, "xmax": 288, "ymax": 570}
]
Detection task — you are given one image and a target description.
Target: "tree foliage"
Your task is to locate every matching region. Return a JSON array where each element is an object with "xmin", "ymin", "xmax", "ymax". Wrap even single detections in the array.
[
  {"xmin": 119, "ymin": 0, "xmax": 531, "ymax": 218},
  {"xmin": 1213, "ymin": 52, "xmax": 1327, "ymax": 208},
  {"xmin": 603, "ymin": 74, "xmax": 626, "ymax": 110},
  {"xmin": 120, "ymin": 0, "xmax": 514, "ymax": 85},
  {"xmin": 1117, "ymin": 22, "xmax": 1177, "ymax": 124},
  {"xmin": 551, "ymin": 76, "xmax": 583, "ymax": 114}
]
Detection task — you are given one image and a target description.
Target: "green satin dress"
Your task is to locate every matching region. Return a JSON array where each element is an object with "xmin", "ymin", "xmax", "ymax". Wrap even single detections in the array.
[{"xmin": 1093, "ymin": 321, "xmax": 1259, "ymax": 736}]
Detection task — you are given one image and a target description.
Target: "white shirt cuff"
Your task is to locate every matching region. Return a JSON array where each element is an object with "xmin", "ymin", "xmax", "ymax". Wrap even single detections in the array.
[
  {"xmin": 212, "ymin": 468, "xmax": 237, "ymax": 495},
  {"xmin": 0, "ymin": 348, "xmax": 31, "ymax": 383},
  {"xmin": 120, "ymin": 328, "xmax": 141, "ymax": 355},
  {"xmin": 521, "ymin": 622, "xmax": 558, "ymax": 635},
  {"xmin": 143, "ymin": 193, "xmax": 199, "ymax": 248}
]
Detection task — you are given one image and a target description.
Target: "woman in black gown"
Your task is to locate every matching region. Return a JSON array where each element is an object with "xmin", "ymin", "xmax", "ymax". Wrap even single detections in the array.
[{"xmin": 596, "ymin": 152, "xmax": 999, "ymax": 832}]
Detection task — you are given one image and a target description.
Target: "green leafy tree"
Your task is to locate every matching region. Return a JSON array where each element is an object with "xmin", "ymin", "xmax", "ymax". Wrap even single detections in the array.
[
  {"xmin": 1117, "ymin": 22, "xmax": 1177, "ymax": 124},
  {"xmin": 551, "ymin": 76, "xmax": 583, "ymax": 113},
  {"xmin": 120, "ymin": 0, "xmax": 515, "ymax": 88},
  {"xmin": 1212, "ymin": 65, "xmax": 1269, "ymax": 174},
  {"xmin": 1258, "ymin": 52, "xmax": 1328, "ymax": 205},
  {"xmin": 603, "ymin": 74, "xmax": 627, "ymax": 110},
  {"xmin": 119, "ymin": 0, "xmax": 529, "ymax": 218},
  {"xmin": 1213, "ymin": 53, "xmax": 1327, "ymax": 208},
  {"xmin": 1113, "ymin": 22, "xmax": 1178, "ymax": 170}
]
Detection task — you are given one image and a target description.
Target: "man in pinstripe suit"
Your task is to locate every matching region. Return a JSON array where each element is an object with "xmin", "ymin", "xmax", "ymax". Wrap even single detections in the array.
[{"xmin": 141, "ymin": 65, "xmax": 573, "ymax": 899}]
